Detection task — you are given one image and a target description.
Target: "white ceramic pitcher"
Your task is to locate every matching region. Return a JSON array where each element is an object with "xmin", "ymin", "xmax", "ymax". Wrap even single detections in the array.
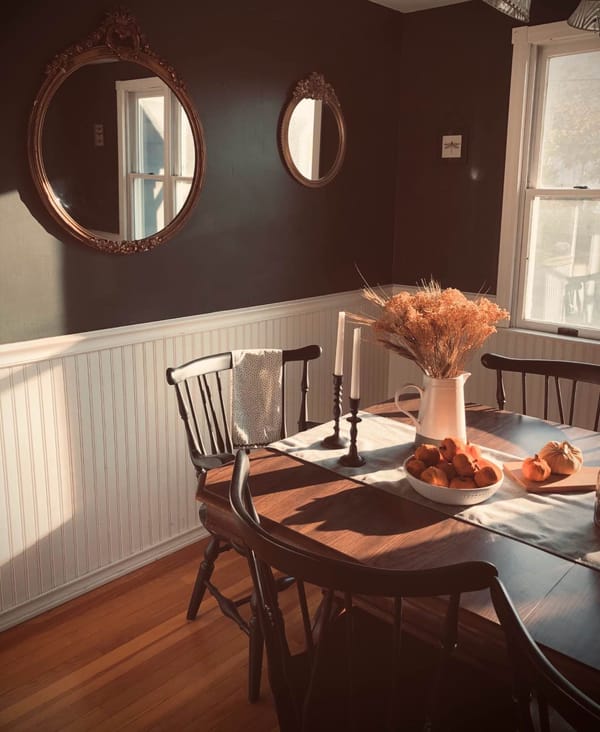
[{"xmin": 394, "ymin": 372, "xmax": 470, "ymax": 445}]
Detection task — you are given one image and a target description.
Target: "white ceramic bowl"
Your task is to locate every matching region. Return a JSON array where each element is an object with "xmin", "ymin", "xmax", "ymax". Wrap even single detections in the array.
[{"xmin": 402, "ymin": 455, "xmax": 503, "ymax": 507}]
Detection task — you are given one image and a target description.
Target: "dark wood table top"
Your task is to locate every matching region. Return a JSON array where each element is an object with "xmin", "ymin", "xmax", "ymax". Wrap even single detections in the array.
[{"xmin": 202, "ymin": 401, "xmax": 600, "ymax": 698}]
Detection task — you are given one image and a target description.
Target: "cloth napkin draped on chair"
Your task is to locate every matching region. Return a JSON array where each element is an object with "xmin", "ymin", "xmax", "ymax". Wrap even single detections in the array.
[{"xmin": 231, "ymin": 349, "xmax": 283, "ymax": 447}]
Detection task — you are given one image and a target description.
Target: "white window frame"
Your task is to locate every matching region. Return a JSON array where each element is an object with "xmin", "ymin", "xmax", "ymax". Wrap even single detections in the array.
[
  {"xmin": 115, "ymin": 77, "xmax": 193, "ymax": 240},
  {"xmin": 496, "ymin": 21, "xmax": 600, "ymax": 339}
]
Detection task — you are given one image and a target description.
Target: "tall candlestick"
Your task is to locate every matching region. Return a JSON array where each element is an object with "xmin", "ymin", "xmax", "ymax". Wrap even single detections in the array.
[
  {"xmin": 339, "ymin": 397, "xmax": 366, "ymax": 467},
  {"xmin": 350, "ymin": 327, "xmax": 361, "ymax": 400},
  {"xmin": 334, "ymin": 311, "xmax": 345, "ymax": 376},
  {"xmin": 321, "ymin": 373, "xmax": 348, "ymax": 449}
]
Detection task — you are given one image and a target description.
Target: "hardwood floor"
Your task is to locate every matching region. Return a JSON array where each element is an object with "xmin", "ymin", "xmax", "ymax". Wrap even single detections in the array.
[
  {"xmin": 0, "ymin": 539, "xmax": 284, "ymax": 731},
  {"xmin": 0, "ymin": 537, "xmax": 517, "ymax": 732}
]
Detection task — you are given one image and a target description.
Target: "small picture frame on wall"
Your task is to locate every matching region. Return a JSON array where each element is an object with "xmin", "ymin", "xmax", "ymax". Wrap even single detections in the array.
[{"xmin": 441, "ymin": 134, "xmax": 464, "ymax": 159}]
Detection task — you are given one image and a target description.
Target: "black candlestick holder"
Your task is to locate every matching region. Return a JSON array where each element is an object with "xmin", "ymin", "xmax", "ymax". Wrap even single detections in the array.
[
  {"xmin": 339, "ymin": 397, "xmax": 366, "ymax": 467},
  {"xmin": 322, "ymin": 374, "xmax": 348, "ymax": 449}
]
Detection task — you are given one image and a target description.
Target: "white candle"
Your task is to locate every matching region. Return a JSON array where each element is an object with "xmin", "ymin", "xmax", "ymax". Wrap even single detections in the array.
[
  {"xmin": 350, "ymin": 327, "xmax": 361, "ymax": 400},
  {"xmin": 334, "ymin": 311, "xmax": 345, "ymax": 376}
]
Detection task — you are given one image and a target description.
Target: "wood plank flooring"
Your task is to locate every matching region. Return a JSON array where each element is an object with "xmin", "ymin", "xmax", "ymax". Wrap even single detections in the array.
[
  {"xmin": 0, "ymin": 539, "xmax": 286, "ymax": 731},
  {"xmin": 0, "ymin": 537, "xmax": 519, "ymax": 732}
]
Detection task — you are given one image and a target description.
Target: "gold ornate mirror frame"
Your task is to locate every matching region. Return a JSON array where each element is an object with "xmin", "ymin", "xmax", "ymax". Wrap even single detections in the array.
[
  {"xmin": 280, "ymin": 72, "xmax": 346, "ymax": 188},
  {"xmin": 27, "ymin": 8, "xmax": 206, "ymax": 254}
]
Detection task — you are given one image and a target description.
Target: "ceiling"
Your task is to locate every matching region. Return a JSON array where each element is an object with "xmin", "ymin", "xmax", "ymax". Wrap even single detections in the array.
[{"xmin": 368, "ymin": 0, "xmax": 469, "ymax": 12}]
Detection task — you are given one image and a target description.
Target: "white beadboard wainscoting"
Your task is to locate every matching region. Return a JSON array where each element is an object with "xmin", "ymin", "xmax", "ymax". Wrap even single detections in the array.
[
  {"xmin": 0, "ymin": 290, "xmax": 389, "ymax": 630},
  {"xmin": 388, "ymin": 328, "xmax": 600, "ymax": 430},
  {"xmin": 1, "ymin": 288, "xmax": 599, "ymax": 630}
]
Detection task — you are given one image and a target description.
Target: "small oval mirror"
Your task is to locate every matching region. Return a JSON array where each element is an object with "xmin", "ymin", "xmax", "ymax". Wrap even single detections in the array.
[{"xmin": 280, "ymin": 73, "xmax": 346, "ymax": 188}]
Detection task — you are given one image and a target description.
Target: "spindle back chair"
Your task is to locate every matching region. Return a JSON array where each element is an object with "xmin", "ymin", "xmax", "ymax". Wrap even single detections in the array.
[
  {"xmin": 491, "ymin": 576, "xmax": 600, "ymax": 732},
  {"xmin": 166, "ymin": 344, "xmax": 321, "ymax": 701},
  {"xmin": 229, "ymin": 449, "xmax": 500, "ymax": 731},
  {"xmin": 481, "ymin": 353, "xmax": 600, "ymax": 430}
]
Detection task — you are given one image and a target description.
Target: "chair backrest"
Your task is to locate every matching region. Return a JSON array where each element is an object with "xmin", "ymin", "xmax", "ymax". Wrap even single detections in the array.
[
  {"xmin": 490, "ymin": 576, "xmax": 600, "ymax": 732},
  {"xmin": 228, "ymin": 449, "xmax": 499, "ymax": 731},
  {"xmin": 166, "ymin": 345, "xmax": 321, "ymax": 476},
  {"xmin": 481, "ymin": 352, "xmax": 600, "ymax": 430}
]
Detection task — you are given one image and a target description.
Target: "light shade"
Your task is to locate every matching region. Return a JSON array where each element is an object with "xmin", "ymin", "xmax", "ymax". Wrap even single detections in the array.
[
  {"xmin": 567, "ymin": 1, "xmax": 600, "ymax": 33},
  {"xmin": 483, "ymin": 0, "xmax": 531, "ymax": 22}
]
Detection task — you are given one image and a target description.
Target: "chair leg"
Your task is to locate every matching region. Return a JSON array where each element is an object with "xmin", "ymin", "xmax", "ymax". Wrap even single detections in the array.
[
  {"xmin": 424, "ymin": 593, "xmax": 460, "ymax": 730},
  {"xmin": 187, "ymin": 535, "xmax": 222, "ymax": 621},
  {"xmin": 248, "ymin": 592, "xmax": 264, "ymax": 702}
]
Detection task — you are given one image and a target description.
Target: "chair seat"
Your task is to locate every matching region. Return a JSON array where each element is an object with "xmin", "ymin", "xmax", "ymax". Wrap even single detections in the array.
[{"xmin": 192, "ymin": 452, "xmax": 235, "ymax": 472}]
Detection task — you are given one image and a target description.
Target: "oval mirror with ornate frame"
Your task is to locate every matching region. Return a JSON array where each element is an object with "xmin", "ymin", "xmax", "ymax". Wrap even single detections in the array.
[
  {"xmin": 28, "ymin": 8, "xmax": 205, "ymax": 254},
  {"xmin": 280, "ymin": 72, "xmax": 346, "ymax": 188}
]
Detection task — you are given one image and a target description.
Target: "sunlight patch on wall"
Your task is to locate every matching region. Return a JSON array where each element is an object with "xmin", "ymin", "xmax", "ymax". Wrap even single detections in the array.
[{"xmin": 0, "ymin": 360, "xmax": 75, "ymax": 610}]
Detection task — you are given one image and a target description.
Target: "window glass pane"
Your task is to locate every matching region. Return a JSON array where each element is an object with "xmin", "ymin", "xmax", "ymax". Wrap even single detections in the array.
[
  {"xmin": 137, "ymin": 95, "xmax": 165, "ymax": 175},
  {"xmin": 178, "ymin": 105, "xmax": 195, "ymax": 178},
  {"xmin": 524, "ymin": 198, "xmax": 600, "ymax": 329},
  {"xmin": 174, "ymin": 179, "xmax": 191, "ymax": 215},
  {"xmin": 539, "ymin": 50, "xmax": 600, "ymax": 188},
  {"xmin": 133, "ymin": 178, "xmax": 164, "ymax": 239}
]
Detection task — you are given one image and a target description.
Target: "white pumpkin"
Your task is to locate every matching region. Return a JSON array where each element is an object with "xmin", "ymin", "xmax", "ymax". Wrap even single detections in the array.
[{"xmin": 538, "ymin": 441, "xmax": 583, "ymax": 475}]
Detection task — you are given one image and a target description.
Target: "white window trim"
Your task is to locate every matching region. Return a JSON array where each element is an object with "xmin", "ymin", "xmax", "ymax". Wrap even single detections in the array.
[{"xmin": 496, "ymin": 21, "xmax": 600, "ymax": 335}]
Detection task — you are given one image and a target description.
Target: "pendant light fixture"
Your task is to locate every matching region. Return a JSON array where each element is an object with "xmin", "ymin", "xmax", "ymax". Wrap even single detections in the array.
[
  {"xmin": 482, "ymin": 0, "xmax": 531, "ymax": 22},
  {"xmin": 567, "ymin": 1, "xmax": 600, "ymax": 33}
]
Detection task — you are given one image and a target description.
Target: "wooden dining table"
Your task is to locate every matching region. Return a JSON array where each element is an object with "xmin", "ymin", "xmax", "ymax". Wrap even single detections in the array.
[{"xmin": 201, "ymin": 400, "xmax": 600, "ymax": 701}]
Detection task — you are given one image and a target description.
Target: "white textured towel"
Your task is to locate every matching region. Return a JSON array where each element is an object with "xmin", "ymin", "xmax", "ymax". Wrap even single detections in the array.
[{"xmin": 231, "ymin": 349, "xmax": 283, "ymax": 447}]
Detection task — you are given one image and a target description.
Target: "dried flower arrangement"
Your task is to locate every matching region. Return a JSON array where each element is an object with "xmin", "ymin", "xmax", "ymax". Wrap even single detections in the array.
[{"xmin": 356, "ymin": 280, "xmax": 509, "ymax": 379}]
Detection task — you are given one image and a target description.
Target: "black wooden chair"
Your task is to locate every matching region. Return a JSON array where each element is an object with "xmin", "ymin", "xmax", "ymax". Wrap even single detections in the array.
[
  {"xmin": 228, "ymin": 449, "xmax": 504, "ymax": 731},
  {"xmin": 166, "ymin": 344, "xmax": 321, "ymax": 701},
  {"xmin": 491, "ymin": 576, "xmax": 600, "ymax": 732},
  {"xmin": 481, "ymin": 353, "xmax": 600, "ymax": 429}
]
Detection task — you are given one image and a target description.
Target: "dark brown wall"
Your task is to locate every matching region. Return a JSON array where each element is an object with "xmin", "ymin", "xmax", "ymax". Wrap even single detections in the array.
[
  {"xmin": 0, "ymin": 0, "xmax": 401, "ymax": 344},
  {"xmin": 392, "ymin": 0, "xmax": 580, "ymax": 293},
  {"xmin": 1, "ymin": 0, "xmax": 580, "ymax": 345}
]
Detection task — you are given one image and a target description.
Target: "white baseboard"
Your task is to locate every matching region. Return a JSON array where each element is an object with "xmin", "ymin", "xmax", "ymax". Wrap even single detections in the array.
[{"xmin": 0, "ymin": 527, "xmax": 207, "ymax": 632}]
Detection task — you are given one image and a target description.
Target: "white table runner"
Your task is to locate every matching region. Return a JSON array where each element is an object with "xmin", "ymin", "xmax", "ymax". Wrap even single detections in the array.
[{"xmin": 270, "ymin": 412, "xmax": 600, "ymax": 570}]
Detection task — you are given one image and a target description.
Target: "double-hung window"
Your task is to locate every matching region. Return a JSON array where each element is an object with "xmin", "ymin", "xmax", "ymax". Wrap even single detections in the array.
[
  {"xmin": 116, "ymin": 77, "xmax": 194, "ymax": 240},
  {"xmin": 497, "ymin": 22, "xmax": 600, "ymax": 339}
]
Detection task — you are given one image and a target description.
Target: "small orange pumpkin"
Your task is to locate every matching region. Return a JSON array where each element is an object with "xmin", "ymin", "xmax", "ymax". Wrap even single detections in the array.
[{"xmin": 522, "ymin": 455, "xmax": 551, "ymax": 482}]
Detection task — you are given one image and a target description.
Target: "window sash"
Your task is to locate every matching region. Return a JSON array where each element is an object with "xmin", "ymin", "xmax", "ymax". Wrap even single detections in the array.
[
  {"xmin": 515, "ymin": 190, "xmax": 600, "ymax": 337},
  {"xmin": 496, "ymin": 21, "xmax": 600, "ymax": 341},
  {"xmin": 116, "ymin": 77, "xmax": 193, "ymax": 240},
  {"xmin": 528, "ymin": 39, "xmax": 600, "ymax": 191}
]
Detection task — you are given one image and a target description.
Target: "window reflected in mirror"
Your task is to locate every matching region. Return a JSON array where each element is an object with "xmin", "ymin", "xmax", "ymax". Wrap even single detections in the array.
[
  {"xmin": 280, "ymin": 72, "xmax": 346, "ymax": 188},
  {"xmin": 117, "ymin": 77, "xmax": 195, "ymax": 240},
  {"xmin": 288, "ymin": 98, "xmax": 339, "ymax": 182}
]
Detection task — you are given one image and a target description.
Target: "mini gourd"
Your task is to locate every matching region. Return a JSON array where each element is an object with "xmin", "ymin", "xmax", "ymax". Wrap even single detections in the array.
[
  {"xmin": 522, "ymin": 455, "xmax": 552, "ymax": 483},
  {"xmin": 538, "ymin": 441, "xmax": 583, "ymax": 475}
]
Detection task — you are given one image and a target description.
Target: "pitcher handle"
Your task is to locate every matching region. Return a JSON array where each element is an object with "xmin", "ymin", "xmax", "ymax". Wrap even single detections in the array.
[{"xmin": 394, "ymin": 383, "xmax": 423, "ymax": 430}]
